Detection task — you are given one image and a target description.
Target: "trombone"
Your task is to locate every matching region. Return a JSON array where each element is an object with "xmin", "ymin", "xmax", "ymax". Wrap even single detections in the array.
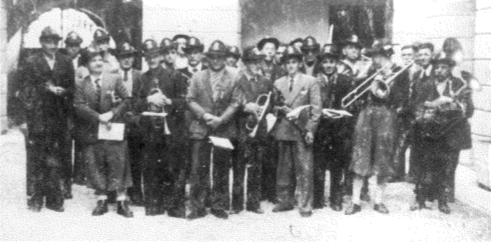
[
  {"xmin": 246, "ymin": 91, "xmax": 272, "ymax": 138},
  {"xmin": 341, "ymin": 61, "xmax": 414, "ymax": 108}
]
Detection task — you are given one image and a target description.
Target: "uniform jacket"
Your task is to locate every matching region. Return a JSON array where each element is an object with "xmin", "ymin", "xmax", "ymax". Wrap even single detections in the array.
[
  {"xmin": 122, "ymin": 69, "xmax": 143, "ymax": 137},
  {"xmin": 414, "ymin": 75, "xmax": 474, "ymax": 150},
  {"xmin": 273, "ymin": 73, "xmax": 321, "ymax": 142},
  {"xmin": 136, "ymin": 66, "xmax": 187, "ymax": 144},
  {"xmin": 19, "ymin": 51, "xmax": 75, "ymax": 135},
  {"xmin": 186, "ymin": 67, "xmax": 241, "ymax": 140},
  {"xmin": 74, "ymin": 73, "xmax": 130, "ymax": 144}
]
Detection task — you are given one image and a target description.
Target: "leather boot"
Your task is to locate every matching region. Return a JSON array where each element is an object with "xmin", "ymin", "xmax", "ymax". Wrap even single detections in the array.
[
  {"xmin": 117, "ymin": 201, "xmax": 134, "ymax": 218},
  {"xmin": 345, "ymin": 203, "xmax": 361, "ymax": 215},
  {"xmin": 92, "ymin": 200, "xmax": 108, "ymax": 216}
]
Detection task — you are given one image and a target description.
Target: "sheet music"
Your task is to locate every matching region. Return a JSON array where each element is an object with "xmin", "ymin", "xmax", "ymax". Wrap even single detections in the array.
[
  {"xmin": 286, "ymin": 105, "xmax": 311, "ymax": 120},
  {"xmin": 209, "ymin": 136, "xmax": 234, "ymax": 150},
  {"xmin": 142, "ymin": 111, "xmax": 168, "ymax": 117},
  {"xmin": 322, "ymin": 109, "xmax": 353, "ymax": 118},
  {"xmin": 98, "ymin": 122, "xmax": 125, "ymax": 141}
]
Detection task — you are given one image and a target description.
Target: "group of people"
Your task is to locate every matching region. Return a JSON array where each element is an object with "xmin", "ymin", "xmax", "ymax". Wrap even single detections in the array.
[{"xmin": 18, "ymin": 25, "xmax": 474, "ymax": 219}]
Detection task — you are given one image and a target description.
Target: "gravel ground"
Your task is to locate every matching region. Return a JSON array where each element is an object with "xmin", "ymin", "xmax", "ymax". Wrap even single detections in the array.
[{"xmin": 1, "ymin": 128, "xmax": 490, "ymax": 241}]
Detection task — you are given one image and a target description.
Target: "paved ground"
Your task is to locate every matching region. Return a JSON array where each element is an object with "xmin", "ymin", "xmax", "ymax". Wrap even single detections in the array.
[{"xmin": 1, "ymin": 128, "xmax": 490, "ymax": 241}]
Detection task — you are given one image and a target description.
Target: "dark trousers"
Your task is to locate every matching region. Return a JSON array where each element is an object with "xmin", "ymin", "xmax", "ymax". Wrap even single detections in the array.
[
  {"xmin": 26, "ymin": 133, "xmax": 64, "ymax": 209},
  {"xmin": 232, "ymin": 139, "xmax": 265, "ymax": 211},
  {"xmin": 393, "ymin": 115, "xmax": 412, "ymax": 180},
  {"xmin": 60, "ymin": 130, "xmax": 72, "ymax": 196},
  {"xmin": 276, "ymin": 141, "xmax": 314, "ymax": 213},
  {"xmin": 126, "ymin": 135, "xmax": 144, "ymax": 200},
  {"xmin": 73, "ymin": 139, "xmax": 86, "ymax": 185},
  {"xmin": 189, "ymin": 140, "xmax": 231, "ymax": 213},
  {"xmin": 414, "ymin": 139, "xmax": 459, "ymax": 204},
  {"xmin": 261, "ymin": 136, "xmax": 277, "ymax": 202}
]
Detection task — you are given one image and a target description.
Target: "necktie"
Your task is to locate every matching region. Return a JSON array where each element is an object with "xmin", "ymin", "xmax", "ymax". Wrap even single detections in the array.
[
  {"xmin": 289, "ymin": 77, "xmax": 294, "ymax": 92},
  {"xmin": 193, "ymin": 68, "xmax": 198, "ymax": 73},
  {"xmin": 95, "ymin": 78, "xmax": 101, "ymax": 106},
  {"xmin": 123, "ymin": 70, "xmax": 128, "ymax": 82}
]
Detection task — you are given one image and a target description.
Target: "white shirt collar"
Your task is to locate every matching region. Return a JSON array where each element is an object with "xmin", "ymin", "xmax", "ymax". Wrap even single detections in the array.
[
  {"xmin": 188, "ymin": 62, "xmax": 202, "ymax": 73},
  {"xmin": 90, "ymin": 74, "xmax": 103, "ymax": 88}
]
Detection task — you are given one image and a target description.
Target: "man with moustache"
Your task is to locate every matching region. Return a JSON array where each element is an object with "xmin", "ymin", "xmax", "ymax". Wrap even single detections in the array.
[
  {"xmin": 160, "ymin": 38, "xmax": 178, "ymax": 71},
  {"xmin": 313, "ymin": 44, "xmax": 355, "ymax": 211},
  {"xmin": 74, "ymin": 47, "xmax": 133, "ymax": 217},
  {"xmin": 19, "ymin": 26, "xmax": 75, "ymax": 212},
  {"xmin": 272, "ymin": 46, "xmax": 321, "ymax": 217},
  {"xmin": 173, "ymin": 34, "xmax": 190, "ymax": 69},
  {"xmin": 186, "ymin": 40, "xmax": 241, "ymax": 220},
  {"xmin": 115, "ymin": 42, "xmax": 144, "ymax": 206}
]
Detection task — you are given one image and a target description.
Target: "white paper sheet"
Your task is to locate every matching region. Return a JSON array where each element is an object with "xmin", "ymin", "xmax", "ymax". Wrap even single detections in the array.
[
  {"xmin": 322, "ymin": 108, "xmax": 353, "ymax": 119},
  {"xmin": 98, "ymin": 122, "xmax": 125, "ymax": 141},
  {"xmin": 209, "ymin": 136, "xmax": 234, "ymax": 150}
]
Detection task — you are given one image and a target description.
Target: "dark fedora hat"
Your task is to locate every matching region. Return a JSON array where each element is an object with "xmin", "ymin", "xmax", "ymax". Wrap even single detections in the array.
[
  {"xmin": 257, "ymin": 36, "xmax": 280, "ymax": 50},
  {"xmin": 39, "ymin": 26, "xmax": 62, "ymax": 41},
  {"xmin": 172, "ymin": 34, "xmax": 190, "ymax": 42},
  {"xmin": 93, "ymin": 28, "xmax": 110, "ymax": 43},
  {"xmin": 226, "ymin": 45, "xmax": 241, "ymax": 59},
  {"xmin": 183, "ymin": 36, "xmax": 205, "ymax": 54},
  {"xmin": 141, "ymin": 39, "xmax": 160, "ymax": 57},
  {"xmin": 281, "ymin": 45, "xmax": 303, "ymax": 63},
  {"xmin": 160, "ymin": 38, "xmax": 176, "ymax": 52},
  {"xmin": 431, "ymin": 51, "xmax": 456, "ymax": 68},
  {"xmin": 205, "ymin": 40, "xmax": 227, "ymax": 57},
  {"xmin": 64, "ymin": 31, "xmax": 83, "ymax": 45},
  {"xmin": 116, "ymin": 42, "xmax": 137, "ymax": 58},
  {"xmin": 301, "ymin": 36, "xmax": 321, "ymax": 52},
  {"xmin": 318, "ymin": 43, "xmax": 340, "ymax": 60},
  {"xmin": 241, "ymin": 46, "xmax": 265, "ymax": 63}
]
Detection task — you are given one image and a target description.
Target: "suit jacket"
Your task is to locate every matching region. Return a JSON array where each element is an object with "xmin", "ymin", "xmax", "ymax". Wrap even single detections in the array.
[
  {"xmin": 186, "ymin": 67, "xmax": 241, "ymax": 140},
  {"xmin": 74, "ymin": 73, "xmax": 130, "ymax": 144},
  {"xmin": 136, "ymin": 66, "xmax": 187, "ymax": 143},
  {"xmin": 19, "ymin": 51, "xmax": 75, "ymax": 135},
  {"xmin": 122, "ymin": 69, "xmax": 143, "ymax": 137},
  {"xmin": 178, "ymin": 65, "xmax": 208, "ymax": 81},
  {"xmin": 415, "ymin": 75, "xmax": 474, "ymax": 150},
  {"xmin": 273, "ymin": 73, "xmax": 321, "ymax": 142}
]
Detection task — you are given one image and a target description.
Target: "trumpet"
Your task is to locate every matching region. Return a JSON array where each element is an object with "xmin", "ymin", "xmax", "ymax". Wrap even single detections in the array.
[
  {"xmin": 341, "ymin": 61, "xmax": 414, "ymax": 108},
  {"xmin": 246, "ymin": 91, "xmax": 272, "ymax": 138},
  {"xmin": 148, "ymin": 88, "xmax": 171, "ymax": 135}
]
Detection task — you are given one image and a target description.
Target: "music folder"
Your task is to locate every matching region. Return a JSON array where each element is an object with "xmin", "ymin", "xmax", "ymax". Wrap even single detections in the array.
[
  {"xmin": 209, "ymin": 136, "xmax": 235, "ymax": 150},
  {"xmin": 98, "ymin": 122, "xmax": 125, "ymax": 141}
]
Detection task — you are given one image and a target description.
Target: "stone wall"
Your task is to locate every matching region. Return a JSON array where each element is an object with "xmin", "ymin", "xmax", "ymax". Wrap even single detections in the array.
[{"xmin": 0, "ymin": 0, "xmax": 8, "ymax": 134}]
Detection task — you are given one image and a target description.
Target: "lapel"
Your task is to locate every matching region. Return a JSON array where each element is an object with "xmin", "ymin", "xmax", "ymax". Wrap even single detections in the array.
[
  {"xmin": 202, "ymin": 69, "xmax": 214, "ymax": 102},
  {"xmin": 286, "ymin": 74, "xmax": 305, "ymax": 106},
  {"xmin": 37, "ymin": 52, "xmax": 52, "ymax": 74},
  {"xmin": 83, "ymin": 75, "xmax": 98, "ymax": 105}
]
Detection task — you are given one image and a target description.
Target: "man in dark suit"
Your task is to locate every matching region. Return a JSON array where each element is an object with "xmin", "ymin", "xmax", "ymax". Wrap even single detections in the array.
[
  {"xmin": 272, "ymin": 46, "xmax": 321, "ymax": 217},
  {"xmin": 186, "ymin": 40, "xmax": 241, "ymax": 220},
  {"xmin": 257, "ymin": 37, "xmax": 286, "ymax": 83},
  {"xmin": 135, "ymin": 39, "xmax": 187, "ymax": 217},
  {"xmin": 231, "ymin": 46, "xmax": 274, "ymax": 215},
  {"xmin": 411, "ymin": 53, "xmax": 473, "ymax": 214},
  {"xmin": 312, "ymin": 44, "xmax": 355, "ymax": 211},
  {"xmin": 115, "ymin": 42, "xmax": 144, "ymax": 206},
  {"xmin": 19, "ymin": 26, "xmax": 75, "ymax": 212},
  {"xmin": 300, "ymin": 36, "xmax": 320, "ymax": 76},
  {"xmin": 74, "ymin": 47, "xmax": 133, "ymax": 218}
]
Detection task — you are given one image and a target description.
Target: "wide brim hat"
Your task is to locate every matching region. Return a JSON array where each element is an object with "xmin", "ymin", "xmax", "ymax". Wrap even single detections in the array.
[
  {"xmin": 160, "ymin": 38, "xmax": 176, "ymax": 52},
  {"xmin": 93, "ymin": 28, "xmax": 110, "ymax": 43},
  {"xmin": 242, "ymin": 46, "xmax": 265, "ymax": 63},
  {"xmin": 257, "ymin": 37, "xmax": 280, "ymax": 50},
  {"xmin": 301, "ymin": 36, "xmax": 321, "ymax": 52},
  {"xmin": 142, "ymin": 39, "xmax": 161, "ymax": 57},
  {"xmin": 318, "ymin": 44, "xmax": 340, "ymax": 60},
  {"xmin": 431, "ymin": 52, "xmax": 456, "ymax": 67},
  {"xmin": 205, "ymin": 40, "xmax": 227, "ymax": 57},
  {"xmin": 172, "ymin": 34, "xmax": 190, "ymax": 41},
  {"xmin": 116, "ymin": 42, "xmax": 138, "ymax": 58},
  {"xmin": 342, "ymin": 35, "xmax": 363, "ymax": 49},
  {"xmin": 64, "ymin": 31, "xmax": 83, "ymax": 45},
  {"xmin": 281, "ymin": 45, "xmax": 304, "ymax": 63},
  {"xmin": 39, "ymin": 26, "xmax": 62, "ymax": 41},
  {"xmin": 226, "ymin": 46, "xmax": 241, "ymax": 59},
  {"xmin": 364, "ymin": 38, "xmax": 395, "ymax": 57},
  {"xmin": 80, "ymin": 47, "xmax": 104, "ymax": 66}
]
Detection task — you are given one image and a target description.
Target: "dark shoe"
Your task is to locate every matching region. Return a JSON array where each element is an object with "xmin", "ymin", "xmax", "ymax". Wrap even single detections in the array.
[
  {"xmin": 300, "ymin": 211, "xmax": 312, "ymax": 217},
  {"xmin": 210, "ymin": 209, "xmax": 228, "ymax": 219},
  {"xmin": 117, "ymin": 201, "xmax": 134, "ymax": 218},
  {"xmin": 168, "ymin": 208, "xmax": 186, "ymax": 218},
  {"xmin": 438, "ymin": 202, "xmax": 451, "ymax": 214},
  {"xmin": 345, "ymin": 203, "xmax": 361, "ymax": 215},
  {"xmin": 92, "ymin": 200, "xmax": 108, "ymax": 216},
  {"xmin": 330, "ymin": 203, "xmax": 343, "ymax": 212},
  {"xmin": 27, "ymin": 197, "xmax": 43, "ymax": 212},
  {"xmin": 272, "ymin": 204, "xmax": 294, "ymax": 213},
  {"xmin": 46, "ymin": 204, "xmax": 64, "ymax": 212},
  {"xmin": 247, "ymin": 208, "xmax": 264, "ymax": 214},
  {"xmin": 229, "ymin": 209, "xmax": 242, "ymax": 215},
  {"xmin": 388, "ymin": 176, "xmax": 404, "ymax": 183},
  {"xmin": 130, "ymin": 194, "xmax": 144, "ymax": 206},
  {"xmin": 374, "ymin": 203, "xmax": 389, "ymax": 214},
  {"xmin": 187, "ymin": 209, "xmax": 207, "ymax": 220}
]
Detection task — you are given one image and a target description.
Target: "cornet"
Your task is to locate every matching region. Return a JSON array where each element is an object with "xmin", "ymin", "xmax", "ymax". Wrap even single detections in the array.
[
  {"xmin": 246, "ymin": 91, "xmax": 272, "ymax": 138},
  {"xmin": 148, "ymin": 88, "xmax": 171, "ymax": 135},
  {"xmin": 341, "ymin": 61, "xmax": 414, "ymax": 108}
]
